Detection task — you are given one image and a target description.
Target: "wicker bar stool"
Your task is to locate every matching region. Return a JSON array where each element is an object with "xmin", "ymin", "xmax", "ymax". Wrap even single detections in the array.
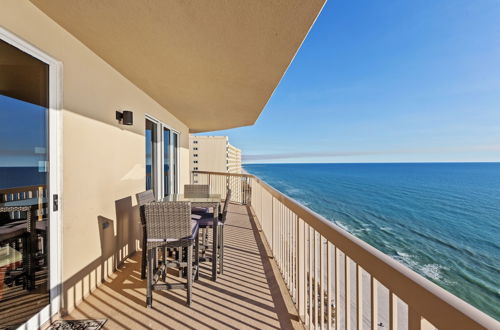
[
  {"xmin": 196, "ymin": 189, "xmax": 231, "ymax": 276},
  {"xmin": 144, "ymin": 201, "xmax": 199, "ymax": 307},
  {"xmin": 184, "ymin": 184, "xmax": 209, "ymax": 197},
  {"xmin": 184, "ymin": 184, "xmax": 210, "ymax": 214},
  {"xmin": 136, "ymin": 190, "xmax": 155, "ymax": 279}
]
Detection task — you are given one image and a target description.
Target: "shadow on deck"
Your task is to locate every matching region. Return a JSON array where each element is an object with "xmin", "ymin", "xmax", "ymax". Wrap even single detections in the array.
[{"xmin": 63, "ymin": 204, "xmax": 302, "ymax": 329}]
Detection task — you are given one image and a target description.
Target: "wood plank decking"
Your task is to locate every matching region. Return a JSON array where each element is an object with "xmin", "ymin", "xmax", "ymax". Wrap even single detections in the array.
[{"xmin": 62, "ymin": 204, "xmax": 301, "ymax": 330}]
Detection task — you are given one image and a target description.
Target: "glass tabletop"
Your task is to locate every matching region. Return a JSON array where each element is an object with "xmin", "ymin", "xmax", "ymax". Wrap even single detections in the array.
[{"xmin": 160, "ymin": 194, "xmax": 221, "ymax": 203}]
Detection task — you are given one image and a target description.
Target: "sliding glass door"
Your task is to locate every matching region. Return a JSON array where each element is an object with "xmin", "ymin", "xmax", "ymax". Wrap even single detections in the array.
[
  {"xmin": 172, "ymin": 132, "xmax": 179, "ymax": 194},
  {"xmin": 0, "ymin": 35, "xmax": 60, "ymax": 329},
  {"xmin": 163, "ymin": 127, "xmax": 171, "ymax": 196},
  {"xmin": 145, "ymin": 117, "xmax": 179, "ymax": 197},
  {"xmin": 145, "ymin": 118, "xmax": 157, "ymax": 196}
]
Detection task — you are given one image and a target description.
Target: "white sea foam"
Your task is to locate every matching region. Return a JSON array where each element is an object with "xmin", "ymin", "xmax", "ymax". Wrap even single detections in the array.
[
  {"xmin": 334, "ymin": 221, "xmax": 352, "ymax": 233},
  {"xmin": 392, "ymin": 252, "xmax": 447, "ymax": 283},
  {"xmin": 285, "ymin": 187, "xmax": 302, "ymax": 195},
  {"xmin": 420, "ymin": 264, "xmax": 445, "ymax": 281},
  {"xmin": 297, "ymin": 199, "xmax": 311, "ymax": 207}
]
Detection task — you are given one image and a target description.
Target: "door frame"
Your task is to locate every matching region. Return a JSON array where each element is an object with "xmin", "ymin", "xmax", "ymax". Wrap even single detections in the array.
[{"xmin": 0, "ymin": 27, "xmax": 63, "ymax": 329}]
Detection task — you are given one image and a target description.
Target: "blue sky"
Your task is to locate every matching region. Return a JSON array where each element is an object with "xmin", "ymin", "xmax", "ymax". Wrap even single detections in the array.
[
  {"xmin": 0, "ymin": 96, "xmax": 47, "ymax": 167},
  {"xmin": 198, "ymin": 0, "xmax": 500, "ymax": 163}
]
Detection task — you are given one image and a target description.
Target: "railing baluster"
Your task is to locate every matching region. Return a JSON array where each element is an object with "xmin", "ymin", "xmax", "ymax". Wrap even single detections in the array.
[
  {"xmin": 314, "ymin": 231, "xmax": 318, "ymax": 329},
  {"xmin": 327, "ymin": 242, "xmax": 332, "ymax": 330},
  {"xmin": 346, "ymin": 255, "xmax": 350, "ymax": 330},
  {"xmin": 295, "ymin": 214, "xmax": 298, "ymax": 302},
  {"xmin": 282, "ymin": 203, "xmax": 285, "ymax": 275},
  {"xmin": 289, "ymin": 210, "xmax": 293, "ymax": 290},
  {"xmin": 357, "ymin": 265, "xmax": 363, "ymax": 330},
  {"xmin": 297, "ymin": 218, "xmax": 306, "ymax": 321},
  {"xmin": 271, "ymin": 197, "xmax": 275, "ymax": 256},
  {"xmin": 283, "ymin": 204, "xmax": 286, "ymax": 277},
  {"xmin": 287, "ymin": 210, "xmax": 294, "ymax": 288},
  {"xmin": 309, "ymin": 225, "xmax": 314, "ymax": 329},
  {"xmin": 320, "ymin": 236, "xmax": 325, "ymax": 330},
  {"xmin": 285, "ymin": 207, "xmax": 288, "ymax": 281},
  {"xmin": 280, "ymin": 202, "xmax": 283, "ymax": 271},
  {"xmin": 371, "ymin": 277, "xmax": 378, "ymax": 330},
  {"xmin": 335, "ymin": 247, "xmax": 340, "ymax": 330}
]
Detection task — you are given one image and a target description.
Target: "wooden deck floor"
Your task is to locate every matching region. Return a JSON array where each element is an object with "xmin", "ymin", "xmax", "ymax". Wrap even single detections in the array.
[
  {"xmin": 63, "ymin": 204, "xmax": 302, "ymax": 330},
  {"xmin": 0, "ymin": 269, "xmax": 49, "ymax": 330}
]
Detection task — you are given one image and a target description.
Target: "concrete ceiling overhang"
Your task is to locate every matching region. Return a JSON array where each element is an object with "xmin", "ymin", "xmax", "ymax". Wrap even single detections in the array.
[{"xmin": 31, "ymin": 0, "xmax": 325, "ymax": 132}]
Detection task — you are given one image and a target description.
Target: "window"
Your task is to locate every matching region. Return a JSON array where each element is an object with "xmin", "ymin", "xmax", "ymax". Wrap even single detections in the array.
[
  {"xmin": 193, "ymin": 160, "xmax": 198, "ymax": 164},
  {"xmin": 193, "ymin": 147, "xmax": 198, "ymax": 150},
  {"xmin": 193, "ymin": 154, "xmax": 198, "ymax": 157},
  {"xmin": 193, "ymin": 140, "xmax": 198, "ymax": 144},
  {"xmin": 194, "ymin": 167, "xmax": 198, "ymax": 170}
]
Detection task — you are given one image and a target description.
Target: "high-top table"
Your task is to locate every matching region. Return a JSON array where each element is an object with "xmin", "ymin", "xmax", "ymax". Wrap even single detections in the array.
[
  {"xmin": 161, "ymin": 194, "xmax": 221, "ymax": 281},
  {"xmin": 0, "ymin": 197, "xmax": 47, "ymax": 290}
]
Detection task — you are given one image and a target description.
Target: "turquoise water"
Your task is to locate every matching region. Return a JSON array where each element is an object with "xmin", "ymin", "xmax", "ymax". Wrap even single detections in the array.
[{"xmin": 244, "ymin": 163, "xmax": 500, "ymax": 320}]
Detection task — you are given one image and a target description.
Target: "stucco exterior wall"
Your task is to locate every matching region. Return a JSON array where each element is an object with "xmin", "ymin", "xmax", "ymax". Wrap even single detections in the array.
[{"xmin": 1, "ymin": 0, "xmax": 190, "ymax": 313}]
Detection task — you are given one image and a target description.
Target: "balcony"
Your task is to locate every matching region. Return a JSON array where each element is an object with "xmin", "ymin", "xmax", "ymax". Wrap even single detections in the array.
[
  {"xmin": 60, "ymin": 202, "xmax": 300, "ymax": 329},
  {"xmin": 51, "ymin": 171, "xmax": 497, "ymax": 329}
]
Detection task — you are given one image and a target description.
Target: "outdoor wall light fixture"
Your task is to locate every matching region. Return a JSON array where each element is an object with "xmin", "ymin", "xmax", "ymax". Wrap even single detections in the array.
[{"xmin": 116, "ymin": 110, "xmax": 134, "ymax": 125}]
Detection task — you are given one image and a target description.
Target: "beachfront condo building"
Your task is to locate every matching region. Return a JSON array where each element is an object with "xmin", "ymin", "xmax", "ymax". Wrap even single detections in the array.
[
  {"xmin": 0, "ymin": 1, "xmax": 497, "ymax": 329},
  {"xmin": 190, "ymin": 136, "xmax": 242, "ymax": 177}
]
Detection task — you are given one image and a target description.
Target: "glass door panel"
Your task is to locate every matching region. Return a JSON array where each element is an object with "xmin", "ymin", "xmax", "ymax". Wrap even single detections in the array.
[
  {"xmin": 145, "ymin": 118, "xmax": 157, "ymax": 196},
  {"xmin": 172, "ymin": 132, "xmax": 179, "ymax": 194},
  {"xmin": 163, "ymin": 128, "xmax": 171, "ymax": 196},
  {"xmin": 0, "ymin": 39, "xmax": 50, "ymax": 328},
  {"xmin": 145, "ymin": 118, "xmax": 178, "ymax": 197}
]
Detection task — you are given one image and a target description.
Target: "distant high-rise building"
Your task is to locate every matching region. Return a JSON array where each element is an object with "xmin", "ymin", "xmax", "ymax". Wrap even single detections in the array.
[{"xmin": 189, "ymin": 136, "xmax": 242, "ymax": 177}]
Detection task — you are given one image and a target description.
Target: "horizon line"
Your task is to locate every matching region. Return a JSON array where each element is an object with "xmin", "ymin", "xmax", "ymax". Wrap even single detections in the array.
[{"xmin": 243, "ymin": 161, "xmax": 500, "ymax": 165}]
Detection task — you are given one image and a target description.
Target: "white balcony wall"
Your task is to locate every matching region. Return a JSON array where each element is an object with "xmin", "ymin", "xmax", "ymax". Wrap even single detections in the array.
[{"xmin": 1, "ymin": 0, "xmax": 190, "ymax": 313}]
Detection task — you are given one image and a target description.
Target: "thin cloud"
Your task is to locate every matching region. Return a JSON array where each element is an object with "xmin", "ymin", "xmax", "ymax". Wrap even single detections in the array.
[{"xmin": 243, "ymin": 145, "xmax": 500, "ymax": 161}]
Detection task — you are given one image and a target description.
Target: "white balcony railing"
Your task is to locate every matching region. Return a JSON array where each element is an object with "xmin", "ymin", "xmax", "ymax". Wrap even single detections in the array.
[{"xmin": 191, "ymin": 171, "xmax": 498, "ymax": 330}]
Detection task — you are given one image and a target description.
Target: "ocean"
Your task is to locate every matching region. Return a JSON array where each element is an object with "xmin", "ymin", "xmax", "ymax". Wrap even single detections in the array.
[
  {"xmin": 0, "ymin": 167, "xmax": 47, "ymax": 190},
  {"xmin": 244, "ymin": 162, "xmax": 500, "ymax": 320}
]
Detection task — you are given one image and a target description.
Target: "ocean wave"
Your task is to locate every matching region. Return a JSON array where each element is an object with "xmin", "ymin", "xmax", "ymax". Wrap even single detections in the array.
[
  {"xmin": 333, "ymin": 220, "xmax": 352, "ymax": 233},
  {"xmin": 392, "ymin": 251, "xmax": 450, "ymax": 283},
  {"xmin": 285, "ymin": 187, "xmax": 303, "ymax": 195},
  {"xmin": 296, "ymin": 198, "xmax": 311, "ymax": 207}
]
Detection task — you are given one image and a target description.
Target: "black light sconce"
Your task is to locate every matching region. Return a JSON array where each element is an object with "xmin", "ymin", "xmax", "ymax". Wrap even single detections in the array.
[{"xmin": 116, "ymin": 110, "xmax": 133, "ymax": 125}]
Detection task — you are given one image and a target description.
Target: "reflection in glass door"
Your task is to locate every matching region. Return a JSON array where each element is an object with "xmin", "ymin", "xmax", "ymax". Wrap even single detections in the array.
[
  {"xmin": 172, "ymin": 132, "xmax": 179, "ymax": 194},
  {"xmin": 145, "ymin": 119, "xmax": 157, "ymax": 196},
  {"xmin": 0, "ymin": 39, "xmax": 50, "ymax": 328}
]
